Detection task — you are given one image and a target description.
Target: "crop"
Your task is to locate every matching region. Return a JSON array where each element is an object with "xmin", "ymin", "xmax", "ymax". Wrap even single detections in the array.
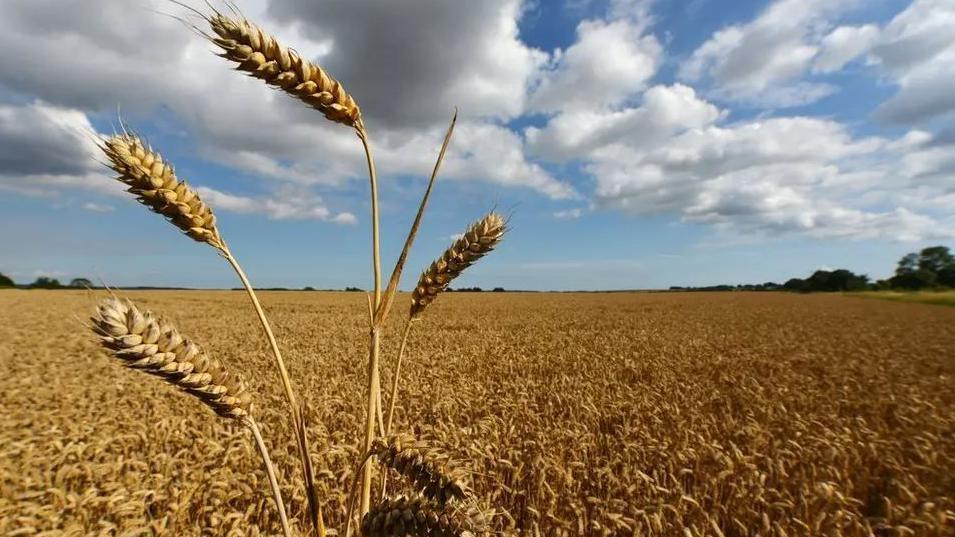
[{"xmin": 2, "ymin": 291, "xmax": 953, "ymax": 535}]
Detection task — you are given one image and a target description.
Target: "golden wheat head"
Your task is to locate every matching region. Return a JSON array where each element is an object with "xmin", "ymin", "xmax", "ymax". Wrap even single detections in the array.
[
  {"xmin": 101, "ymin": 133, "xmax": 223, "ymax": 249},
  {"xmin": 410, "ymin": 212, "xmax": 506, "ymax": 319},
  {"xmin": 361, "ymin": 495, "xmax": 484, "ymax": 537},
  {"xmin": 207, "ymin": 13, "xmax": 361, "ymax": 128},
  {"xmin": 372, "ymin": 434, "xmax": 469, "ymax": 505},
  {"xmin": 91, "ymin": 297, "xmax": 252, "ymax": 419}
]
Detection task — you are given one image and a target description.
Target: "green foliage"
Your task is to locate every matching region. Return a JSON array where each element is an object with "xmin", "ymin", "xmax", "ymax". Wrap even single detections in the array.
[
  {"xmin": 890, "ymin": 245, "xmax": 954, "ymax": 290},
  {"xmin": 784, "ymin": 270, "xmax": 868, "ymax": 293},
  {"xmin": 0, "ymin": 272, "xmax": 14, "ymax": 288},
  {"xmin": 30, "ymin": 277, "xmax": 62, "ymax": 289},
  {"xmin": 70, "ymin": 278, "xmax": 93, "ymax": 288}
]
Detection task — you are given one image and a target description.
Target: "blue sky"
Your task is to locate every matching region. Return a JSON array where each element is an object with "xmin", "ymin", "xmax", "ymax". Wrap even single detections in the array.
[{"xmin": 1, "ymin": 0, "xmax": 954, "ymax": 290}]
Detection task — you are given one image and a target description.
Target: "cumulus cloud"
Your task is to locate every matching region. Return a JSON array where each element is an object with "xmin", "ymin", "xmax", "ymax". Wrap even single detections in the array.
[
  {"xmin": 526, "ymin": 84, "xmax": 722, "ymax": 161},
  {"xmin": 0, "ymin": 0, "xmax": 566, "ymax": 201},
  {"xmin": 679, "ymin": 0, "xmax": 855, "ymax": 107},
  {"xmin": 585, "ymin": 116, "xmax": 955, "ymax": 240},
  {"xmin": 871, "ymin": 0, "xmax": 955, "ymax": 124},
  {"xmin": 268, "ymin": 0, "xmax": 547, "ymax": 127},
  {"xmin": 196, "ymin": 186, "xmax": 356, "ymax": 223},
  {"xmin": 813, "ymin": 24, "xmax": 880, "ymax": 73},
  {"xmin": 529, "ymin": 16, "xmax": 661, "ymax": 113},
  {"xmin": 0, "ymin": 102, "xmax": 100, "ymax": 178}
]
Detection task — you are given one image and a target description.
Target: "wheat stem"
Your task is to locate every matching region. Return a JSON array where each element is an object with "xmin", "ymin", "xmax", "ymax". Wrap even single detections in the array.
[
  {"xmin": 222, "ymin": 246, "xmax": 296, "ymax": 409},
  {"xmin": 374, "ymin": 110, "xmax": 457, "ymax": 326},
  {"xmin": 356, "ymin": 120, "xmax": 383, "ymax": 519},
  {"xmin": 222, "ymin": 245, "xmax": 325, "ymax": 536},
  {"xmin": 246, "ymin": 417, "xmax": 293, "ymax": 537},
  {"xmin": 356, "ymin": 123, "xmax": 382, "ymax": 308},
  {"xmin": 384, "ymin": 319, "xmax": 414, "ymax": 437},
  {"xmin": 362, "ymin": 327, "xmax": 382, "ymax": 518}
]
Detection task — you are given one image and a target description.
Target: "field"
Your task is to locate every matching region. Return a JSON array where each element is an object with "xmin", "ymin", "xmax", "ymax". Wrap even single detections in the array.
[{"xmin": 1, "ymin": 290, "xmax": 953, "ymax": 536}]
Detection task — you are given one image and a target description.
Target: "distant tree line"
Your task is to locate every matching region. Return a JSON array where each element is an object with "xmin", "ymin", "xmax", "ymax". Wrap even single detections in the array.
[
  {"xmin": 672, "ymin": 245, "xmax": 955, "ymax": 294},
  {"xmin": 0, "ymin": 273, "xmax": 96, "ymax": 289}
]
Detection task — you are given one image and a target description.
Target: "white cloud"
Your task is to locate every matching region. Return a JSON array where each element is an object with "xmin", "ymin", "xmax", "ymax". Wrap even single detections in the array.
[
  {"xmin": 871, "ymin": 0, "xmax": 955, "ymax": 124},
  {"xmin": 0, "ymin": 0, "xmax": 567, "ymax": 201},
  {"xmin": 813, "ymin": 24, "xmax": 880, "ymax": 73},
  {"xmin": 81, "ymin": 202, "xmax": 114, "ymax": 213},
  {"xmin": 530, "ymin": 16, "xmax": 661, "ymax": 113},
  {"xmin": 579, "ymin": 114, "xmax": 955, "ymax": 241},
  {"xmin": 554, "ymin": 208, "xmax": 585, "ymax": 219},
  {"xmin": 679, "ymin": 0, "xmax": 854, "ymax": 107},
  {"xmin": 196, "ymin": 186, "xmax": 356, "ymax": 223},
  {"xmin": 526, "ymin": 84, "xmax": 722, "ymax": 161}
]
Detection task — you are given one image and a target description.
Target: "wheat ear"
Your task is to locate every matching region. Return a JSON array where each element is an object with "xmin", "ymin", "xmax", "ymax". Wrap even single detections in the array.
[
  {"xmin": 90, "ymin": 297, "xmax": 292, "ymax": 537},
  {"xmin": 100, "ymin": 126, "xmax": 324, "ymax": 535},
  {"xmin": 410, "ymin": 212, "xmax": 507, "ymax": 319},
  {"xmin": 206, "ymin": 12, "xmax": 361, "ymax": 128},
  {"xmin": 101, "ymin": 133, "xmax": 223, "ymax": 249},
  {"xmin": 372, "ymin": 435, "xmax": 469, "ymax": 505},
  {"xmin": 361, "ymin": 496, "xmax": 483, "ymax": 537}
]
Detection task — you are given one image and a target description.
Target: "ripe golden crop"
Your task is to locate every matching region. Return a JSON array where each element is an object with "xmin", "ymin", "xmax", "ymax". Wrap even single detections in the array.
[{"xmin": 2, "ymin": 290, "xmax": 953, "ymax": 536}]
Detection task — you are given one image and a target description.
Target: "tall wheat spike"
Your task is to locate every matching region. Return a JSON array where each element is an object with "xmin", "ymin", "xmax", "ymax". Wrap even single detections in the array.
[
  {"xmin": 91, "ymin": 296, "xmax": 251, "ymax": 418},
  {"xmin": 410, "ymin": 212, "xmax": 507, "ymax": 319},
  {"xmin": 206, "ymin": 12, "xmax": 361, "ymax": 128},
  {"xmin": 90, "ymin": 296, "xmax": 292, "ymax": 536},
  {"xmin": 101, "ymin": 133, "xmax": 223, "ymax": 249}
]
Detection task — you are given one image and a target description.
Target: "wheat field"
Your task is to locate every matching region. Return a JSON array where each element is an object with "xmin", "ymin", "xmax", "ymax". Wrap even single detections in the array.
[{"xmin": 1, "ymin": 290, "xmax": 953, "ymax": 536}]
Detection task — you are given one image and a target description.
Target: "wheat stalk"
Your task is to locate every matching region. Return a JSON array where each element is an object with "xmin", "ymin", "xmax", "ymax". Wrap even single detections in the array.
[
  {"xmin": 90, "ymin": 296, "xmax": 291, "ymax": 537},
  {"xmin": 371, "ymin": 435, "xmax": 469, "ymax": 505},
  {"xmin": 206, "ymin": 11, "xmax": 361, "ymax": 128},
  {"xmin": 361, "ymin": 496, "xmax": 483, "ymax": 537},
  {"xmin": 381, "ymin": 212, "xmax": 506, "ymax": 449},
  {"xmin": 410, "ymin": 212, "xmax": 507, "ymax": 319},
  {"xmin": 101, "ymin": 133, "xmax": 223, "ymax": 249}
]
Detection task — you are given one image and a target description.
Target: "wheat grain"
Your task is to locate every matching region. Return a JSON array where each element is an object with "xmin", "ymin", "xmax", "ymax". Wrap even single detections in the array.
[
  {"xmin": 91, "ymin": 296, "xmax": 251, "ymax": 419},
  {"xmin": 361, "ymin": 496, "xmax": 482, "ymax": 537},
  {"xmin": 372, "ymin": 435, "xmax": 469, "ymax": 505},
  {"xmin": 410, "ymin": 212, "xmax": 506, "ymax": 319},
  {"xmin": 101, "ymin": 133, "xmax": 223, "ymax": 249},
  {"xmin": 206, "ymin": 13, "xmax": 361, "ymax": 128}
]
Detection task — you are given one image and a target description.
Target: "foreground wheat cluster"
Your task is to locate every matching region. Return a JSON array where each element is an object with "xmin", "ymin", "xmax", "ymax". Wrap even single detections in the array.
[{"xmin": 45, "ymin": 3, "xmax": 509, "ymax": 536}]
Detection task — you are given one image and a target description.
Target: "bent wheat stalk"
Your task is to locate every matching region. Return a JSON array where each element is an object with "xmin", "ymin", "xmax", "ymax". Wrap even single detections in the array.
[
  {"xmin": 371, "ymin": 435, "xmax": 469, "ymax": 505},
  {"xmin": 361, "ymin": 495, "xmax": 484, "ymax": 537},
  {"xmin": 100, "ymin": 130, "xmax": 321, "ymax": 535},
  {"xmin": 90, "ymin": 297, "xmax": 291, "ymax": 537}
]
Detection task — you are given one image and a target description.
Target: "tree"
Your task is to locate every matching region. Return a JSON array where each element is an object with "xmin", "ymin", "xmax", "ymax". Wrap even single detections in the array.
[
  {"xmin": 30, "ymin": 277, "xmax": 62, "ymax": 289},
  {"xmin": 0, "ymin": 272, "xmax": 14, "ymax": 288},
  {"xmin": 783, "ymin": 278, "xmax": 808, "ymax": 292},
  {"xmin": 892, "ymin": 269, "xmax": 937, "ymax": 290},
  {"xmin": 917, "ymin": 246, "xmax": 955, "ymax": 274},
  {"xmin": 939, "ymin": 265, "xmax": 955, "ymax": 288},
  {"xmin": 896, "ymin": 253, "xmax": 919, "ymax": 276},
  {"xmin": 70, "ymin": 278, "xmax": 93, "ymax": 288}
]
